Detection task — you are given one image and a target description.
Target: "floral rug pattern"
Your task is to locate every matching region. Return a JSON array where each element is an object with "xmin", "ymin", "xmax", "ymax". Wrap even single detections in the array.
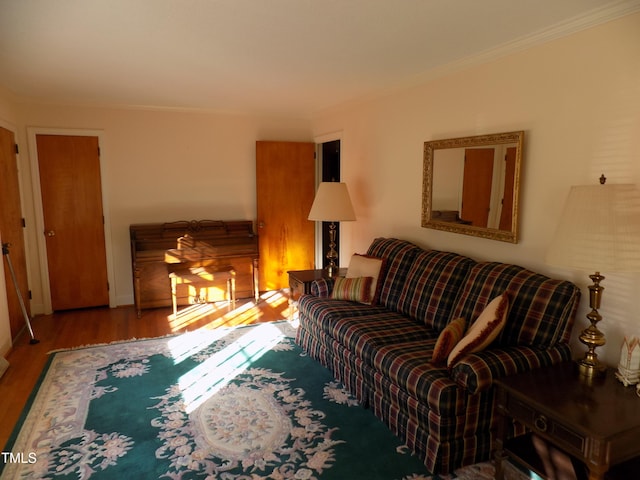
[
  {"xmin": 151, "ymin": 367, "xmax": 347, "ymax": 478},
  {"xmin": 2, "ymin": 321, "xmax": 527, "ymax": 480}
]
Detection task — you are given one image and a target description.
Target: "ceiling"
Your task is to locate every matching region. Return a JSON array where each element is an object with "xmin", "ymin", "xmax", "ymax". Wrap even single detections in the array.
[{"xmin": 1, "ymin": 0, "xmax": 638, "ymax": 117}]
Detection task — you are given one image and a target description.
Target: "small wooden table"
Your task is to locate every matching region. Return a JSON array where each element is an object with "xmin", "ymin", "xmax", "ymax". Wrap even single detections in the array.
[
  {"xmin": 287, "ymin": 268, "xmax": 347, "ymax": 318},
  {"xmin": 494, "ymin": 362, "xmax": 640, "ymax": 480},
  {"xmin": 288, "ymin": 268, "xmax": 347, "ymax": 299}
]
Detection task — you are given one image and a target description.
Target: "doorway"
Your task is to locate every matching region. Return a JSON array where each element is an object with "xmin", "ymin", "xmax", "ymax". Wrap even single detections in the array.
[
  {"xmin": 29, "ymin": 129, "xmax": 116, "ymax": 312},
  {"xmin": 318, "ymin": 140, "xmax": 341, "ymax": 270}
]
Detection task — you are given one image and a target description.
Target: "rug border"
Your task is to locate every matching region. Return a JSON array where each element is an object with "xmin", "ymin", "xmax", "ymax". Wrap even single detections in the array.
[
  {"xmin": 46, "ymin": 332, "xmax": 182, "ymax": 355},
  {"xmin": 1, "ymin": 352, "xmax": 55, "ymax": 469},
  {"xmin": 46, "ymin": 320, "xmax": 295, "ymax": 354}
]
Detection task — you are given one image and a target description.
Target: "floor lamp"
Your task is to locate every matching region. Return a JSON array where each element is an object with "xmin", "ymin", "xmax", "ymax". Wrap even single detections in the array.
[
  {"xmin": 546, "ymin": 175, "xmax": 640, "ymax": 378},
  {"xmin": 308, "ymin": 182, "xmax": 356, "ymax": 277}
]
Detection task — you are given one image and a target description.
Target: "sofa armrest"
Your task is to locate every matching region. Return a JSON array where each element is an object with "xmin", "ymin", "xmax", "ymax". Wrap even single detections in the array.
[
  {"xmin": 310, "ymin": 278, "xmax": 336, "ymax": 297},
  {"xmin": 449, "ymin": 343, "xmax": 573, "ymax": 395}
]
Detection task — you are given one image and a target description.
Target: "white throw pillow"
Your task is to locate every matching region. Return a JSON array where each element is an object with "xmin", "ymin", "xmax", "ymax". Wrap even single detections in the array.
[{"xmin": 346, "ymin": 254, "xmax": 384, "ymax": 305}]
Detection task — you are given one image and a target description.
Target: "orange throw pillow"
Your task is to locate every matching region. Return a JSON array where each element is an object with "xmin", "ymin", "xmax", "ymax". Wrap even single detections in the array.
[{"xmin": 431, "ymin": 317, "xmax": 467, "ymax": 366}]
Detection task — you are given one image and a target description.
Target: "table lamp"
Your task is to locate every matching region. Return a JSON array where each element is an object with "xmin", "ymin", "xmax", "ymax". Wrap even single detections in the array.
[
  {"xmin": 546, "ymin": 175, "xmax": 640, "ymax": 378},
  {"xmin": 308, "ymin": 182, "xmax": 356, "ymax": 277}
]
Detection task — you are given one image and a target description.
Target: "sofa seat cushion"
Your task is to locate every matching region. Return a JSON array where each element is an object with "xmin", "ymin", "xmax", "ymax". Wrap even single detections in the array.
[
  {"xmin": 298, "ymin": 295, "xmax": 465, "ymax": 416},
  {"xmin": 298, "ymin": 294, "xmax": 391, "ymax": 329},
  {"xmin": 370, "ymin": 341, "xmax": 464, "ymax": 416},
  {"xmin": 299, "ymin": 296, "xmax": 431, "ymax": 357}
]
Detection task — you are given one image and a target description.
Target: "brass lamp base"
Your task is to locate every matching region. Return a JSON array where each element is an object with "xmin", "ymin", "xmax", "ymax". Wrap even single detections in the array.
[
  {"xmin": 324, "ymin": 222, "xmax": 339, "ymax": 278},
  {"xmin": 577, "ymin": 356, "xmax": 607, "ymax": 378},
  {"xmin": 577, "ymin": 272, "xmax": 607, "ymax": 378},
  {"xmin": 324, "ymin": 263, "xmax": 339, "ymax": 278}
]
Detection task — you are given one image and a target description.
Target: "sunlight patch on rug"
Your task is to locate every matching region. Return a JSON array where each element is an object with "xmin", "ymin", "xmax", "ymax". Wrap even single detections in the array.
[{"xmin": 175, "ymin": 322, "xmax": 286, "ymax": 413}]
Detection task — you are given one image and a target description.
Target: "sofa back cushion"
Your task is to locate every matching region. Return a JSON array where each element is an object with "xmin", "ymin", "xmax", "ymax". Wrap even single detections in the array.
[
  {"xmin": 394, "ymin": 250, "xmax": 475, "ymax": 330},
  {"xmin": 366, "ymin": 238, "xmax": 423, "ymax": 310},
  {"xmin": 451, "ymin": 262, "xmax": 580, "ymax": 348}
]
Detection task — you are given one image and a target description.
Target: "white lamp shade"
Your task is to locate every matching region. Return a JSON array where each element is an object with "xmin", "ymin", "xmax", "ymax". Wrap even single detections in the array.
[
  {"xmin": 546, "ymin": 183, "xmax": 640, "ymax": 272},
  {"xmin": 308, "ymin": 182, "xmax": 356, "ymax": 222}
]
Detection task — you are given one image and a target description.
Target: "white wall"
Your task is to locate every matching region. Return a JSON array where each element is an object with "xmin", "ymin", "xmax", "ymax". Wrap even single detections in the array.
[
  {"xmin": 311, "ymin": 13, "xmax": 640, "ymax": 368},
  {"xmin": 11, "ymin": 104, "xmax": 313, "ymax": 311}
]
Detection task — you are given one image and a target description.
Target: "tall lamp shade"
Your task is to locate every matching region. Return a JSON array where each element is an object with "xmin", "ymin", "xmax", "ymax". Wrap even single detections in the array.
[
  {"xmin": 546, "ymin": 176, "xmax": 640, "ymax": 377},
  {"xmin": 308, "ymin": 182, "xmax": 356, "ymax": 276}
]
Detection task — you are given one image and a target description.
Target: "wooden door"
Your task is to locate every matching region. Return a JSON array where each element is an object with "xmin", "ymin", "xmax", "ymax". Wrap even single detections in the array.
[
  {"xmin": 0, "ymin": 126, "xmax": 30, "ymax": 338},
  {"xmin": 36, "ymin": 134, "xmax": 109, "ymax": 311},
  {"xmin": 499, "ymin": 147, "xmax": 517, "ymax": 231},
  {"xmin": 256, "ymin": 141, "xmax": 315, "ymax": 291},
  {"xmin": 461, "ymin": 148, "xmax": 494, "ymax": 227}
]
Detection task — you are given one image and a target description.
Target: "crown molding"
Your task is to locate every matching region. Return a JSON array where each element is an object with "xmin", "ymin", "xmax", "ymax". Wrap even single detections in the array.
[
  {"xmin": 385, "ymin": 0, "xmax": 640, "ymax": 98},
  {"xmin": 469, "ymin": 0, "xmax": 640, "ymax": 65}
]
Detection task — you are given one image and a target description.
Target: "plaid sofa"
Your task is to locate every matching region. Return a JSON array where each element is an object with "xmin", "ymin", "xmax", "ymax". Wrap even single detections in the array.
[{"xmin": 295, "ymin": 238, "xmax": 580, "ymax": 474}]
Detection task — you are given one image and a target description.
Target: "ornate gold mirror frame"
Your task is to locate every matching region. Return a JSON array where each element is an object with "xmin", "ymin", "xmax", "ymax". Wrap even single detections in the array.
[{"xmin": 422, "ymin": 131, "xmax": 524, "ymax": 243}]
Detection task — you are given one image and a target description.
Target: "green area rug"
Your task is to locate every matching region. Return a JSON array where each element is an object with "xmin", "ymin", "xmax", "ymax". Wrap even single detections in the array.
[{"xmin": 1, "ymin": 321, "xmax": 523, "ymax": 479}]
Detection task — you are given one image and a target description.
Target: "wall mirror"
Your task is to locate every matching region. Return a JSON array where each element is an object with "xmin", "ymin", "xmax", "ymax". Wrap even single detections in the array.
[{"xmin": 422, "ymin": 131, "xmax": 524, "ymax": 243}]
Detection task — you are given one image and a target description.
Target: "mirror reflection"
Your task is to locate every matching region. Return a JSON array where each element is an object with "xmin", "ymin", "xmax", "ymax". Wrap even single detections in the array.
[{"xmin": 422, "ymin": 131, "xmax": 524, "ymax": 243}]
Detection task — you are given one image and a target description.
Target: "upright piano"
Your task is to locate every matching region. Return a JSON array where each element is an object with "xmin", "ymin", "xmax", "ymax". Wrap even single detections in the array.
[{"xmin": 130, "ymin": 220, "xmax": 258, "ymax": 317}]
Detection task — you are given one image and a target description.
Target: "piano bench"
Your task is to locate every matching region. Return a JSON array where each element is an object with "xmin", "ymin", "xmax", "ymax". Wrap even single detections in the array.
[{"xmin": 168, "ymin": 265, "xmax": 236, "ymax": 315}]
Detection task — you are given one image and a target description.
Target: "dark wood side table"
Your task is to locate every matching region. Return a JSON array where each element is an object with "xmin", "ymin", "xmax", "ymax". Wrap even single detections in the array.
[
  {"xmin": 494, "ymin": 362, "xmax": 640, "ymax": 480},
  {"xmin": 287, "ymin": 268, "xmax": 347, "ymax": 318}
]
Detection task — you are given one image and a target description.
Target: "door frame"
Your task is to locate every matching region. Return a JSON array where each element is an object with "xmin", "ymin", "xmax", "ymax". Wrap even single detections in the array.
[
  {"xmin": 0, "ymin": 119, "xmax": 34, "ymax": 334},
  {"xmin": 27, "ymin": 127, "xmax": 116, "ymax": 313},
  {"xmin": 313, "ymin": 131, "xmax": 343, "ymax": 269}
]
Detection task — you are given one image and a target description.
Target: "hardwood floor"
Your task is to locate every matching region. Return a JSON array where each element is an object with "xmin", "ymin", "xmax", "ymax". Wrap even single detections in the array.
[{"xmin": 0, "ymin": 291, "xmax": 292, "ymax": 450}]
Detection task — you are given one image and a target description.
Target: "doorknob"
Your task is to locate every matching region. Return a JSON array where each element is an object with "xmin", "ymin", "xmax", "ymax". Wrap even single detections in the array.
[
  {"xmin": 45, "ymin": 230, "xmax": 56, "ymax": 237},
  {"xmin": 258, "ymin": 222, "xmax": 265, "ymax": 229}
]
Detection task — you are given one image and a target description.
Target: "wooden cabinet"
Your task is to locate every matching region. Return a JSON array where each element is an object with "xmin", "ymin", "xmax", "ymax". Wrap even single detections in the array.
[{"xmin": 130, "ymin": 220, "xmax": 258, "ymax": 316}]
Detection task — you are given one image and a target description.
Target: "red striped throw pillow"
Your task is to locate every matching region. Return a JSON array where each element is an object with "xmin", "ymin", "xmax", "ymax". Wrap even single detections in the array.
[{"xmin": 331, "ymin": 276, "xmax": 373, "ymax": 304}]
